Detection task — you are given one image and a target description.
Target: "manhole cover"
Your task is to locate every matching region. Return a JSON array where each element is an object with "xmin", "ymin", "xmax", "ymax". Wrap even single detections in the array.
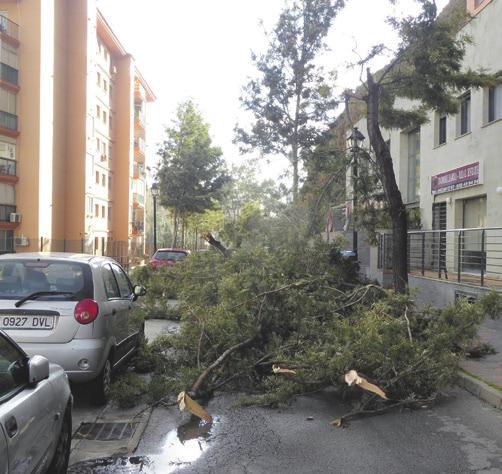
[{"xmin": 74, "ymin": 422, "xmax": 138, "ymax": 441}]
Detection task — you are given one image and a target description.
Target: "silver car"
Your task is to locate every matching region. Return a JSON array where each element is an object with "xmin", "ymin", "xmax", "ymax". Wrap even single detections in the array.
[
  {"xmin": 0, "ymin": 330, "xmax": 72, "ymax": 474},
  {"xmin": 0, "ymin": 253, "xmax": 146, "ymax": 404}
]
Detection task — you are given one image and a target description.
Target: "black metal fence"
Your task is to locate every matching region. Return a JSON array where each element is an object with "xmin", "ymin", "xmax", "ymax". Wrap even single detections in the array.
[{"xmin": 377, "ymin": 227, "xmax": 502, "ymax": 288}]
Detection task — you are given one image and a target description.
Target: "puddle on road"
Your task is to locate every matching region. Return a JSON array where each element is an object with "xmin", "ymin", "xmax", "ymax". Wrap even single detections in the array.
[{"xmin": 68, "ymin": 416, "xmax": 217, "ymax": 473}]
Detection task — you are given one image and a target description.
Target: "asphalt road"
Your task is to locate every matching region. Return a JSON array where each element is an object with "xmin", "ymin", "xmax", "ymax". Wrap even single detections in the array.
[{"xmin": 134, "ymin": 387, "xmax": 502, "ymax": 474}]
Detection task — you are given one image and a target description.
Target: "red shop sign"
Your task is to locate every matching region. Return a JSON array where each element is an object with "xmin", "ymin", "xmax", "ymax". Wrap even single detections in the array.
[{"xmin": 431, "ymin": 162, "xmax": 481, "ymax": 195}]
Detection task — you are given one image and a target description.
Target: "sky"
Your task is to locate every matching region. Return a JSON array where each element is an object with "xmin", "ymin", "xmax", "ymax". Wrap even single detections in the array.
[{"xmin": 96, "ymin": 0, "xmax": 450, "ymax": 182}]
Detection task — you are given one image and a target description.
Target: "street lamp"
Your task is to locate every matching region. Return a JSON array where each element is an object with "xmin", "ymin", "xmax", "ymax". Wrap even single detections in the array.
[
  {"xmin": 151, "ymin": 182, "xmax": 159, "ymax": 253},
  {"xmin": 347, "ymin": 127, "xmax": 366, "ymax": 259}
]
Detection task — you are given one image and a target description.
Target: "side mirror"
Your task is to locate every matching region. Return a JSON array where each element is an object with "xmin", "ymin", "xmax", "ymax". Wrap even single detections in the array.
[
  {"xmin": 133, "ymin": 285, "xmax": 147, "ymax": 298},
  {"xmin": 28, "ymin": 355, "xmax": 49, "ymax": 384}
]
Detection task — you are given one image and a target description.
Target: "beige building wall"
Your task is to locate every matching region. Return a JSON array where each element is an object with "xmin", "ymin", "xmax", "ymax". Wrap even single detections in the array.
[{"xmin": 0, "ymin": 0, "xmax": 155, "ymax": 259}]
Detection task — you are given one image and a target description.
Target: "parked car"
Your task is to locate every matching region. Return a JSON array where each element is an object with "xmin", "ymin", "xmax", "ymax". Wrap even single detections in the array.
[
  {"xmin": 0, "ymin": 329, "xmax": 72, "ymax": 474},
  {"xmin": 150, "ymin": 248, "xmax": 190, "ymax": 269},
  {"xmin": 0, "ymin": 253, "xmax": 147, "ymax": 405}
]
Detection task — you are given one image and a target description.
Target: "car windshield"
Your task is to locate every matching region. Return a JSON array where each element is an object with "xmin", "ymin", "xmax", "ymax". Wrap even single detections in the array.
[
  {"xmin": 0, "ymin": 260, "xmax": 93, "ymax": 300},
  {"xmin": 154, "ymin": 251, "xmax": 187, "ymax": 262}
]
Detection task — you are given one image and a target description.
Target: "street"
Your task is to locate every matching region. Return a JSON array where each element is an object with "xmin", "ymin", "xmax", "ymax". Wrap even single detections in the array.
[{"xmin": 69, "ymin": 383, "xmax": 502, "ymax": 473}]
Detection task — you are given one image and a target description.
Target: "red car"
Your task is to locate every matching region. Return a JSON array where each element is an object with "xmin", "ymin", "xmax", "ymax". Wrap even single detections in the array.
[{"xmin": 150, "ymin": 248, "xmax": 190, "ymax": 269}]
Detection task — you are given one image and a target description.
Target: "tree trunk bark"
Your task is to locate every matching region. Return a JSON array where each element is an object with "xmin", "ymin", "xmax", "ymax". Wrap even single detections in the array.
[
  {"xmin": 366, "ymin": 70, "xmax": 408, "ymax": 293},
  {"xmin": 172, "ymin": 209, "xmax": 178, "ymax": 248}
]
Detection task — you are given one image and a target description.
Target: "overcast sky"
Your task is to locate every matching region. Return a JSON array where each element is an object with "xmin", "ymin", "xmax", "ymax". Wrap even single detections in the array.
[{"xmin": 96, "ymin": 0, "xmax": 450, "ymax": 181}]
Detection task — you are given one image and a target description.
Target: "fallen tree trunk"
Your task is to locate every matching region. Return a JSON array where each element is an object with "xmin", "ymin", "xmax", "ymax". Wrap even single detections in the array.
[
  {"xmin": 202, "ymin": 233, "xmax": 229, "ymax": 257},
  {"xmin": 191, "ymin": 336, "xmax": 255, "ymax": 397}
]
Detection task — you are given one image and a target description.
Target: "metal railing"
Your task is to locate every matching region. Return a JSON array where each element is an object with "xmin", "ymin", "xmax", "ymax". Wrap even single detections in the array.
[
  {"xmin": 0, "ymin": 63, "xmax": 18, "ymax": 85},
  {"xmin": 406, "ymin": 227, "xmax": 502, "ymax": 288},
  {"xmin": 0, "ymin": 16, "xmax": 19, "ymax": 42},
  {"xmin": 0, "ymin": 157, "xmax": 16, "ymax": 176},
  {"xmin": 0, "ymin": 111, "xmax": 17, "ymax": 132},
  {"xmin": 0, "ymin": 204, "xmax": 15, "ymax": 222}
]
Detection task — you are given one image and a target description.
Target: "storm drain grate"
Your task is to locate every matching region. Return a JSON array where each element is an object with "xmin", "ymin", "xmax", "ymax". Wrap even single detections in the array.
[{"xmin": 74, "ymin": 422, "xmax": 138, "ymax": 441}]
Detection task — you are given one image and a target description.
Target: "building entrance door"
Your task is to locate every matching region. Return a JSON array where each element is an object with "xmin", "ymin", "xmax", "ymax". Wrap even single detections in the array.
[{"xmin": 462, "ymin": 196, "xmax": 486, "ymax": 273}]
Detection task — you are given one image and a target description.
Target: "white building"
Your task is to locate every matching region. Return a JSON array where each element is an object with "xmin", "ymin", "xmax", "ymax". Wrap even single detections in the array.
[{"xmin": 346, "ymin": 0, "xmax": 502, "ymax": 302}]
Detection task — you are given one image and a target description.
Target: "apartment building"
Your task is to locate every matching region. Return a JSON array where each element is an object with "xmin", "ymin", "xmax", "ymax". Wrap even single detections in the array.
[
  {"xmin": 0, "ymin": 0, "xmax": 155, "ymax": 261},
  {"xmin": 340, "ymin": 0, "xmax": 502, "ymax": 302}
]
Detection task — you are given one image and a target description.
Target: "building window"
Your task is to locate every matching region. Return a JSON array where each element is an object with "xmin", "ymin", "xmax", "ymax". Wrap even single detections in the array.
[
  {"xmin": 103, "ymin": 79, "xmax": 107, "ymax": 93},
  {"xmin": 103, "ymin": 110, "xmax": 107, "ymax": 124},
  {"xmin": 95, "ymin": 171, "xmax": 99, "ymax": 184},
  {"xmin": 101, "ymin": 206, "xmax": 106, "ymax": 218},
  {"xmin": 407, "ymin": 128, "xmax": 420, "ymax": 203},
  {"xmin": 1, "ymin": 43, "xmax": 18, "ymax": 70},
  {"xmin": 108, "ymin": 176, "xmax": 111, "ymax": 190},
  {"xmin": 96, "ymin": 105, "xmax": 101, "ymax": 119},
  {"xmin": 459, "ymin": 92, "xmax": 471, "ymax": 135},
  {"xmin": 102, "ymin": 174, "xmax": 106, "ymax": 187},
  {"xmin": 0, "ymin": 229, "xmax": 13, "ymax": 253},
  {"xmin": 87, "ymin": 196, "xmax": 93, "ymax": 214},
  {"xmin": 95, "ymin": 204, "xmax": 99, "ymax": 217},
  {"xmin": 108, "ymin": 206, "xmax": 112, "ymax": 224},
  {"xmin": 0, "ymin": 89, "xmax": 16, "ymax": 114},
  {"xmin": 0, "ymin": 183, "xmax": 14, "ymax": 204},
  {"xmin": 109, "ymin": 116, "xmax": 112, "ymax": 130},
  {"xmin": 438, "ymin": 113, "xmax": 447, "ymax": 145},
  {"xmin": 97, "ymin": 72, "xmax": 101, "ymax": 87},
  {"xmin": 96, "ymin": 138, "xmax": 100, "ymax": 151},
  {"xmin": 488, "ymin": 86, "xmax": 502, "ymax": 122}
]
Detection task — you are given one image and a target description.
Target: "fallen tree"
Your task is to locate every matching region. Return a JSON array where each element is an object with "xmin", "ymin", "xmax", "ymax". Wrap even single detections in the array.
[{"xmin": 118, "ymin": 239, "xmax": 500, "ymax": 425}]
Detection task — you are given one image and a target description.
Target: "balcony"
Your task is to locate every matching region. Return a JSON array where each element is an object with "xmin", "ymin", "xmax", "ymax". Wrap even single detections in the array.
[
  {"xmin": 133, "ymin": 192, "xmax": 144, "ymax": 208},
  {"xmin": 0, "ymin": 111, "xmax": 18, "ymax": 136},
  {"xmin": 0, "ymin": 16, "xmax": 19, "ymax": 48},
  {"xmin": 132, "ymin": 163, "xmax": 145, "ymax": 179},
  {"xmin": 131, "ymin": 221, "xmax": 144, "ymax": 235},
  {"xmin": 0, "ymin": 204, "xmax": 15, "ymax": 222},
  {"xmin": 0, "ymin": 157, "xmax": 16, "ymax": 177},
  {"xmin": 0, "ymin": 63, "xmax": 18, "ymax": 87}
]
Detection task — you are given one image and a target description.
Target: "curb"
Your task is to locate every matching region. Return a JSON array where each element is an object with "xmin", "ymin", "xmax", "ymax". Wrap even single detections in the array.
[{"xmin": 457, "ymin": 371, "xmax": 502, "ymax": 410}]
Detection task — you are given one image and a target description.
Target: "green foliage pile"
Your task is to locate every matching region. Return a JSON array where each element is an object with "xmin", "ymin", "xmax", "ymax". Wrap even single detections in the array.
[
  {"xmin": 118, "ymin": 239, "xmax": 500, "ymax": 412},
  {"xmin": 129, "ymin": 265, "xmax": 180, "ymax": 320}
]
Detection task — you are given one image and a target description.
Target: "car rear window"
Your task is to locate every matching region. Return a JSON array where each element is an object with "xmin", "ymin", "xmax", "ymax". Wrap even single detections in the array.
[
  {"xmin": 154, "ymin": 251, "xmax": 188, "ymax": 261},
  {"xmin": 0, "ymin": 260, "xmax": 93, "ymax": 300}
]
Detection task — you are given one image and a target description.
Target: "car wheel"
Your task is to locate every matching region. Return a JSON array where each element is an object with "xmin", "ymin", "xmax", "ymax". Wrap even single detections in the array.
[
  {"xmin": 91, "ymin": 356, "xmax": 112, "ymax": 406},
  {"xmin": 46, "ymin": 402, "xmax": 71, "ymax": 474}
]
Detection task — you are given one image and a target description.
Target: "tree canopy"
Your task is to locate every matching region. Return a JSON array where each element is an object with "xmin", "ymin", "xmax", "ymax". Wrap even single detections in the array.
[
  {"xmin": 235, "ymin": 0, "xmax": 344, "ymax": 201},
  {"xmin": 157, "ymin": 101, "xmax": 229, "ymax": 246}
]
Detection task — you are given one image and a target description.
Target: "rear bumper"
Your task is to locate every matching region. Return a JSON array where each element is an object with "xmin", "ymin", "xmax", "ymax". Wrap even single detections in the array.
[{"xmin": 20, "ymin": 338, "xmax": 109, "ymax": 383}]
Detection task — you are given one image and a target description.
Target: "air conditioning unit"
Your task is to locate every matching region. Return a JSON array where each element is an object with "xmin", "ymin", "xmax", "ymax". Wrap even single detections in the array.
[
  {"xmin": 9, "ymin": 213, "xmax": 21, "ymax": 223},
  {"xmin": 14, "ymin": 236, "xmax": 29, "ymax": 247}
]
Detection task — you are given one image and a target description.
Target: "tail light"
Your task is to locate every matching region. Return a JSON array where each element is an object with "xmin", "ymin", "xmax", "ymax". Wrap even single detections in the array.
[{"xmin": 74, "ymin": 299, "xmax": 99, "ymax": 325}]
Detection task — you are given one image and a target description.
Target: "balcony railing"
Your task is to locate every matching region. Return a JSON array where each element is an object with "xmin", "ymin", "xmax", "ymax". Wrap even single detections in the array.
[
  {"xmin": 0, "ymin": 63, "xmax": 18, "ymax": 86},
  {"xmin": 0, "ymin": 204, "xmax": 16, "ymax": 222},
  {"xmin": 0, "ymin": 111, "xmax": 17, "ymax": 132},
  {"xmin": 0, "ymin": 157, "xmax": 16, "ymax": 176},
  {"xmin": 378, "ymin": 227, "xmax": 502, "ymax": 289},
  {"xmin": 131, "ymin": 221, "xmax": 144, "ymax": 234},
  {"xmin": 133, "ymin": 192, "xmax": 144, "ymax": 206},
  {"xmin": 0, "ymin": 16, "xmax": 19, "ymax": 43}
]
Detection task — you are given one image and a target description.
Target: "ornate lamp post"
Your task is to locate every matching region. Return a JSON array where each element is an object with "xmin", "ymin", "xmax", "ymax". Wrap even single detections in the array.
[
  {"xmin": 151, "ymin": 182, "xmax": 159, "ymax": 253},
  {"xmin": 347, "ymin": 127, "xmax": 366, "ymax": 258}
]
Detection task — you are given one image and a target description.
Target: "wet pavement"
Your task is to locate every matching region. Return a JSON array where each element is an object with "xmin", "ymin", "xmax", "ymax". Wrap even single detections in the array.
[
  {"xmin": 69, "ymin": 387, "xmax": 502, "ymax": 473},
  {"xmin": 461, "ymin": 317, "xmax": 502, "ymax": 389},
  {"xmin": 69, "ymin": 319, "xmax": 176, "ymax": 467}
]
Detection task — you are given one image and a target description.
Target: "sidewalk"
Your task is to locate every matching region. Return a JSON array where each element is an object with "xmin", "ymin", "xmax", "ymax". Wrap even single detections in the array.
[{"xmin": 458, "ymin": 317, "xmax": 502, "ymax": 409}]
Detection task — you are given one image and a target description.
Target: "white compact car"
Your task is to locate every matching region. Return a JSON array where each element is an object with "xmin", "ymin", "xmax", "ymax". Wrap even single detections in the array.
[
  {"xmin": 0, "ymin": 329, "xmax": 72, "ymax": 474},
  {"xmin": 0, "ymin": 253, "xmax": 147, "ymax": 404}
]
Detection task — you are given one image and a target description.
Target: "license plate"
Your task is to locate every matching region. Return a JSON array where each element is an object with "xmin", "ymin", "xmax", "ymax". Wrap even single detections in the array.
[{"xmin": 0, "ymin": 315, "xmax": 55, "ymax": 330}]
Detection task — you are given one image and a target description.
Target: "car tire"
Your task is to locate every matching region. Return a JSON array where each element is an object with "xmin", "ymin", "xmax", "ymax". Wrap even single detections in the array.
[
  {"xmin": 46, "ymin": 401, "xmax": 71, "ymax": 474},
  {"xmin": 91, "ymin": 356, "xmax": 112, "ymax": 406}
]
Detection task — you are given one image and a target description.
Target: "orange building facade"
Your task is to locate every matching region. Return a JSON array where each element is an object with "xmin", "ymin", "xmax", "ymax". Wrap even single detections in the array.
[{"xmin": 0, "ymin": 0, "xmax": 154, "ymax": 263}]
